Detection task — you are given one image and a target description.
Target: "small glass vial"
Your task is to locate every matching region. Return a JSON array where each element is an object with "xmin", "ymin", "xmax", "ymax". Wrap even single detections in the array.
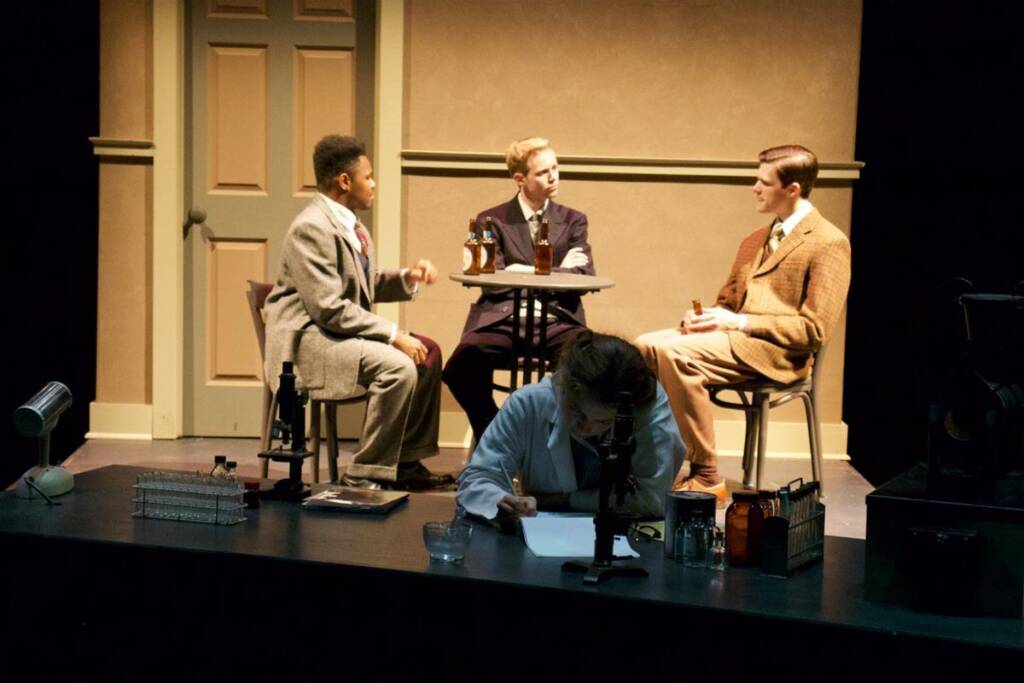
[
  {"xmin": 479, "ymin": 218, "xmax": 496, "ymax": 274},
  {"xmin": 462, "ymin": 219, "xmax": 481, "ymax": 275},
  {"xmin": 682, "ymin": 514, "xmax": 714, "ymax": 568},
  {"xmin": 707, "ymin": 529, "xmax": 726, "ymax": 571},
  {"xmin": 210, "ymin": 455, "xmax": 228, "ymax": 478},
  {"xmin": 673, "ymin": 523, "xmax": 688, "ymax": 564}
]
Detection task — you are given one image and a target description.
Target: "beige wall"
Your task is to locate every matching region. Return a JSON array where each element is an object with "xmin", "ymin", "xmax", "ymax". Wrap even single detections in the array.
[
  {"xmin": 95, "ymin": 0, "xmax": 153, "ymax": 405},
  {"xmin": 91, "ymin": 0, "xmax": 862, "ymax": 449},
  {"xmin": 401, "ymin": 0, "xmax": 862, "ymax": 434}
]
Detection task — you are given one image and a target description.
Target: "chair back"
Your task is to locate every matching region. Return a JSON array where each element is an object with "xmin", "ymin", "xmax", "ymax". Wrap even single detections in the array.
[{"xmin": 246, "ymin": 280, "xmax": 274, "ymax": 359}]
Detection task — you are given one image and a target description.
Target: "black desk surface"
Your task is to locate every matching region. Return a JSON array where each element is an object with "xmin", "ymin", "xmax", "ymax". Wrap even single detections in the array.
[{"xmin": 2, "ymin": 465, "xmax": 1020, "ymax": 657}]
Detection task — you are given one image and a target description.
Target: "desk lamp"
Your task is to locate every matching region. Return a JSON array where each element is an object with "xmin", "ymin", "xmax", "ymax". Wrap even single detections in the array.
[{"xmin": 13, "ymin": 381, "xmax": 74, "ymax": 500}]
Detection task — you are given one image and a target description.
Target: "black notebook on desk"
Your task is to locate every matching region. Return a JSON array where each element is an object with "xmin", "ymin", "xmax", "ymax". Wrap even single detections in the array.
[{"xmin": 302, "ymin": 486, "xmax": 409, "ymax": 514}]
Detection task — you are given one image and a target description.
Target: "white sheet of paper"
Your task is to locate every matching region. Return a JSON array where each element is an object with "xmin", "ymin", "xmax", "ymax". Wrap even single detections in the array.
[{"xmin": 520, "ymin": 515, "xmax": 639, "ymax": 558}]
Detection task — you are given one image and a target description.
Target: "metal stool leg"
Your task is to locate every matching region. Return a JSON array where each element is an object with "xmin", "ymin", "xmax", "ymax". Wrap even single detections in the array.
[
  {"xmin": 326, "ymin": 403, "xmax": 340, "ymax": 483},
  {"xmin": 310, "ymin": 400, "xmax": 322, "ymax": 484},
  {"xmin": 755, "ymin": 393, "xmax": 770, "ymax": 490},
  {"xmin": 261, "ymin": 390, "xmax": 276, "ymax": 478},
  {"xmin": 741, "ymin": 408, "xmax": 757, "ymax": 488},
  {"xmin": 801, "ymin": 390, "xmax": 824, "ymax": 496}
]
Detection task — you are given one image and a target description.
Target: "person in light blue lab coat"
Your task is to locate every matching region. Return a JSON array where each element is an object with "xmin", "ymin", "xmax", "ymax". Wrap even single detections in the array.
[{"xmin": 456, "ymin": 330, "xmax": 686, "ymax": 525}]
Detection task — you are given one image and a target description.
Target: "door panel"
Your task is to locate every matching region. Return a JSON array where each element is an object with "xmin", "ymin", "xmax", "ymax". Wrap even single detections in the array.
[{"xmin": 185, "ymin": 0, "xmax": 368, "ymax": 436}]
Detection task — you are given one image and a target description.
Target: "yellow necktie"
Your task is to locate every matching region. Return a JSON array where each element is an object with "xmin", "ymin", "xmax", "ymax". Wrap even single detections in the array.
[{"xmin": 768, "ymin": 223, "xmax": 785, "ymax": 254}]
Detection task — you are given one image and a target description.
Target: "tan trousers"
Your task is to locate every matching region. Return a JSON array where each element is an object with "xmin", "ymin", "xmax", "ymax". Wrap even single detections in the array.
[
  {"xmin": 344, "ymin": 335, "xmax": 441, "ymax": 481},
  {"xmin": 633, "ymin": 329, "xmax": 759, "ymax": 476}
]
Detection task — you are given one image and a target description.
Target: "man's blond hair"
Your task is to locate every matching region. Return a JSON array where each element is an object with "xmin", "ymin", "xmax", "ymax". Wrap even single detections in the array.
[{"xmin": 505, "ymin": 137, "xmax": 551, "ymax": 176}]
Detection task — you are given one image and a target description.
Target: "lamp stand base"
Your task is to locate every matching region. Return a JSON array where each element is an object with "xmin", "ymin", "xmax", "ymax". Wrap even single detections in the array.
[{"xmin": 17, "ymin": 465, "xmax": 74, "ymax": 499}]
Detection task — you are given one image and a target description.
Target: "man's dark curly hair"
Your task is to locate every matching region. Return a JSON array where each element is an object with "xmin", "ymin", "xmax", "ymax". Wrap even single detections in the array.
[{"xmin": 313, "ymin": 135, "xmax": 366, "ymax": 192}]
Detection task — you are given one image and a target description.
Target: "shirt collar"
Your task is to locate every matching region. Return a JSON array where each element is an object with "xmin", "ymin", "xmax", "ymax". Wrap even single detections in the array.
[
  {"xmin": 319, "ymin": 192, "xmax": 358, "ymax": 232},
  {"xmin": 776, "ymin": 198, "xmax": 814, "ymax": 237},
  {"xmin": 517, "ymin": 193, "xmax": 549, "ymax": 223}
]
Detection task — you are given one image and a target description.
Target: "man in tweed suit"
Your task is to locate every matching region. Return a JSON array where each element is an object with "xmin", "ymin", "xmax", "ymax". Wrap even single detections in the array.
[
  {"xmin": 264, "ymin": 135, "xmax": 453, "ymax": 490},
  {"xmin": 634, "ymin": 145, "xmax": 851, "ymax": 502}
]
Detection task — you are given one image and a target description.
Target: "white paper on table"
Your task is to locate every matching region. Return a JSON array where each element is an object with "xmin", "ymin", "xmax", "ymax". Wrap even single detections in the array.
[{"xmin": 520, "ymin": 514, "xmax": 639, "ymax": 558}]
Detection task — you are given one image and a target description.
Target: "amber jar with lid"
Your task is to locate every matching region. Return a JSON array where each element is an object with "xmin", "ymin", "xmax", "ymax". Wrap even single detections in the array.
[{"xmin": 725, "ymin": 490, "xmax": 766, "ymax": 566}]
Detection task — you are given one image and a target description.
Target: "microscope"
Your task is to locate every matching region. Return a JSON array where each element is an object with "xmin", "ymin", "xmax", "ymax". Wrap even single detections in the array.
[
  {"xmin": 563, "ymin": 391, "xmax": 649, "ymax": 585},
  {"xmin": 258, "ymin": 362, "xmax": 313, "ymax": 501}
]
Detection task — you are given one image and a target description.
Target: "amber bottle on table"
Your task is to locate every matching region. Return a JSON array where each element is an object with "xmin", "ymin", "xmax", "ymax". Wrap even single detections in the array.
[
  {"xmin": 479, "ymin": 218, "xmax": 496, "ymax": 274},
  {"xmin": 725, "ymin": 490, "xmax": 766, "ymax": 566},
  {"xmin": 462, "ymin": 219, "xmax": 481, "ymax": 275},
  {"xmin": 534, "ymin": 219, "xmax": 553, "ymax": 275}
]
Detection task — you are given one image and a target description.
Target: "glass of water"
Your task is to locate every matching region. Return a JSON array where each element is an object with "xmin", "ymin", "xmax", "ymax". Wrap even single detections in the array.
[{"xmin": 423, "ymin": 520, "xmax": 473, "ymax": 564}]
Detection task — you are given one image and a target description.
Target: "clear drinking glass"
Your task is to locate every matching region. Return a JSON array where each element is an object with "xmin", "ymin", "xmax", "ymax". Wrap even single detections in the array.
[{"xmin": 423, "ymin": 521, "xmax": 473, "ymax": 563}]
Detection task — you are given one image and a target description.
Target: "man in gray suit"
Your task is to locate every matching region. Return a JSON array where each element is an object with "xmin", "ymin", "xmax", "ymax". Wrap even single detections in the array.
[{"xmin": 264, "ymin": 135, "xmax": 452, "ymax": 490}]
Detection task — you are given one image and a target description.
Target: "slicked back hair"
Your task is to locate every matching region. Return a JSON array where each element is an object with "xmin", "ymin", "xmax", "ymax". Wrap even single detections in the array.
[
  {"xmin": 505, "ymin": 137, "xmax": 551, "ymax": 176},
  {"xmin": 759, "ymin": 145, "xmax": 818, "ymax": 198}
]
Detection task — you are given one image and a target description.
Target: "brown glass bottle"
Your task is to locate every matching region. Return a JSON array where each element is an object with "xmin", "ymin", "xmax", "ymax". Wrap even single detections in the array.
[
  {"xmin": 534, "ymin": 219, "xmax": 552, "ymax": 275},
  {"xmin": 725, "ymin": 490, "xmax": 766, "ymax": 566},
  {"xmin": 462, "ymin": 219, "xmax": 480, "ymax": 275},
  {"xmin": 479, "ymin": 218, "xmax": 496, "ymax": 274}
]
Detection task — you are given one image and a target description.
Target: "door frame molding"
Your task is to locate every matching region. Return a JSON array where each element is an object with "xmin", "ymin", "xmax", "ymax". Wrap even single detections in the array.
[
  {"xmin": 372, "ymin": 0, "xmax": 403, "ymax": 325},
  {"xmin": 152, "ymin": 0, "xmax": 402, "ymax": 438},
  {"xmin": 153, "ymin": 0, "xmax": 185, "ymax": 438}
]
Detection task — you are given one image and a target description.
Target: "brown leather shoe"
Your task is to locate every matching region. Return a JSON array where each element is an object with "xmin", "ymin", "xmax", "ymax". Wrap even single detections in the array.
[
  {"xmin": 392, "ymin": 462, "xmax": 456, "ymax": 492},
  {"xmin": 673, "ymin": 477, "xmax": 728, "ymax": 505}
]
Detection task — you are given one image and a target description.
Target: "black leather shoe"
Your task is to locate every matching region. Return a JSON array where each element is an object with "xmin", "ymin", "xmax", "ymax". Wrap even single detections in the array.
[
  {"xmin": 340, "ymin": 474, "xmax": 383, "ymax": 490},
  {"xmin": 392, "ymin": 462, "xmax": 456, "ymax": 491}
]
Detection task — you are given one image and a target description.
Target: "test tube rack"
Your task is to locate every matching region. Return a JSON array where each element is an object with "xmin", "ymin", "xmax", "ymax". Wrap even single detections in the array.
[
  {"xmin": 761, "ymin": 478, "xmax": 825, "ymax": 577},
  {"xmin": 132, "ymin": 471, "xmax": 247, "ymax": 526}
]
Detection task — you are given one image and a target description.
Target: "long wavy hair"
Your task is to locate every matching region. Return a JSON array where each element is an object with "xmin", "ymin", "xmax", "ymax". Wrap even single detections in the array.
[{"xmin": 554, "ymin": 329, "xmax": 657, "ymax": 415}]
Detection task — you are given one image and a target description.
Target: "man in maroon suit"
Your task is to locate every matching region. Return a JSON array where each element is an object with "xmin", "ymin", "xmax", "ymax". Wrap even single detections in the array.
[{"xmin": 443, "ymin": 137, "xmax": 596, "ymax": 443}]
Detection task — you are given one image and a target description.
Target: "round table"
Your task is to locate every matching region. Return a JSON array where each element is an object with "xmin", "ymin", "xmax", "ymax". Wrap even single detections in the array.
[{"xmin": 450, "ymin": 271, "xmax": 615, "ymax": 389}]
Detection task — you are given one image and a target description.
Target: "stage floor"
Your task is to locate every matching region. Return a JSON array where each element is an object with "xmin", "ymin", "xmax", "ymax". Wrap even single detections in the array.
[{"xmin": 63, "ymin": 437, "xmax": 873, "ymax": 539}]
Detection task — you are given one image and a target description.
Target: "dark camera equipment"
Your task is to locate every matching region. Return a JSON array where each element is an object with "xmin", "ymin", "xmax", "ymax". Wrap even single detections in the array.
[
  {"xmin": 563, "ymin": 391, "xmax": 649, "ymax": 585},
  {"xmin": 258, "ymin": 362, "xmax": 313, "ymax": 502},
  {"xmin": 865, "ymin": 279, "xmax": 1024, "ymax": 618},
  {"xmin": 927, "ymin": 279, "xmax": 1024, "ymax": 493}
]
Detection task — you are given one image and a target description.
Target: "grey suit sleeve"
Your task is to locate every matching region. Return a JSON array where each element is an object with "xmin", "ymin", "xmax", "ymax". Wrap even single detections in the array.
[
  {"xmin": 285, "ymin": 220, "xmax": 394, "ymax": 341},
  {"xmin": 373, "ymin": 269, "xmax": 415, "ymax": 304}
]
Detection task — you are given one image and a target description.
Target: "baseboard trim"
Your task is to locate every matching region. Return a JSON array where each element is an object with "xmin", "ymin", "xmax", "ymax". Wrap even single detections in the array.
[
  {"xmin": 439, "ymin": 411, "xmax": 472, "ymax": 449},
  {"xmin": 87, "ymin": 402, "xmax": 153, "ymax": 440},
  {"xmin": 714, "ymin": 419, "xmax": 849, "ymax": 460}
]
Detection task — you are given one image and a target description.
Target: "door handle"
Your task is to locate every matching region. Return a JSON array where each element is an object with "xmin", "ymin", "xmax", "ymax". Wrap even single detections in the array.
[{"xmin": 183, "ymin": 207, "xmax": 207, "ymax": 239}]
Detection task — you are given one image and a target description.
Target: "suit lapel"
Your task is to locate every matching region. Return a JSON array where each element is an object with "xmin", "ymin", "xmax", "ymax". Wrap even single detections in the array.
[
  {"xmin": 503, "ymin": 196, "xmax": 535, "ymax": 259},
  {"xmin": 361, "ymin": 225, "xmax": 377, "ymax": 303},
  {"xmin": 754, "ymin": 209, "xmax": 818, "ymax": 275},
  {"xmin": 313, "ymin": 195, "xmax": 372, "ymax": 305},
  {"xmin": 546, "ymin": 201, "xmax": 568, "ymax": 250}
]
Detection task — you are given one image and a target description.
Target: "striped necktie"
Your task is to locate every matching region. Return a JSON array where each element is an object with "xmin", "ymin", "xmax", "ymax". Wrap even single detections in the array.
[
  {"xmin": 354, "ymin": 221, "xmax": 369, "ymax": 256},
  {"xmin": 767, "ymin": 222, "xmax": 785, "ymax": 254},
  {"xmin": 529, "ymin": 211, "xmax": 543, "ymax": 242}
]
